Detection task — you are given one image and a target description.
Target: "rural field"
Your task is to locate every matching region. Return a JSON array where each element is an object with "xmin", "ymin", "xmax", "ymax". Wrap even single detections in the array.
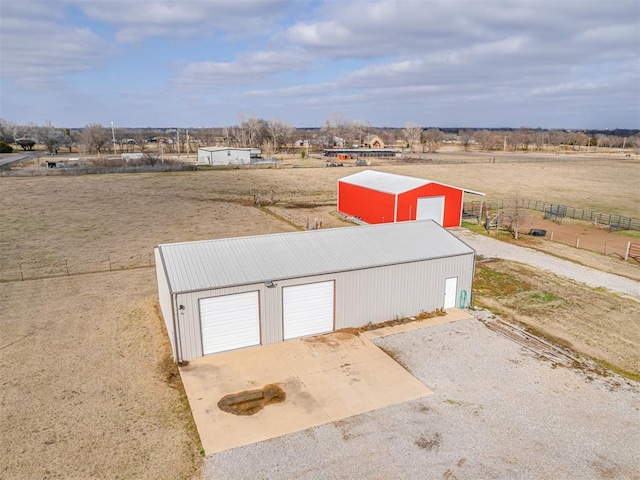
[{"xmin": 1, "ymin": 153, "xmax": 639, "ymax": 478}]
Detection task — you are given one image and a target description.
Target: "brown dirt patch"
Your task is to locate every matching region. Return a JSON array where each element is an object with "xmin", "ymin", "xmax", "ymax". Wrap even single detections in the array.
[
  {"xmin": 217, "ymin": 384, "xmax": 286, "ymax": 416},
  {"xmin": 415, "ymin": 432, "xmax": 442, "ymax": 451}
]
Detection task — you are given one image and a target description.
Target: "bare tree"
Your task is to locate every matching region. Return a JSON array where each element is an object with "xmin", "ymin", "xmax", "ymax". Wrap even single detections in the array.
[
  {"xmin": 0, "ymin": 118, "xmax": 15, "ymax": 143},
  {"xmin": 143, "ymin": 152, "xmax": 160, "ymax": 166},
  {"xmin": 132, "ymin": 129, "xmax": 149, "ymax": 154},
  {"xmin": 261, "ymin": 138, "xmax": 275, "ymax": 159},
  {"xmin": 323, "ymin": 113, "xmax": 352, "ymax": 147},
  {"xmin": 0, "ymin": 118, "xmax": 27, "ymax": 144},
  {"xmin": 475, "ymin": 130, "xmax": 502, "ymax": 151},
  {"xmin": 267, "ymin": 118, "xmax": 294, "ymax": 153},
  {"xmin": 403, "ymin": 122, "xmax": 422, "ymax": 153},
  {"xmin": 38, "ymin": 121, "xmax": 64, "ymax": 155},
  {"xmin": 458, "ymin": 129, "xmax": 474, "ymax": 151},
  {"xmin": 511, "ymin": 128, "xmax": 532, "ymax": 151},
  {"xmin": 238, "ymin": 115, "xmax": 264, "ymax": 147},
  {"xmin": 501, "ymin": 193, "xmax": 527, "ymax": 239},
  {"xmin": 25, "ymin": 122, "xmax": 40, "ymax": 144},
  {"xmin": 80, "ymin": 123, "xmax": 109, "ymax": 155},
  {"xmin": 532, "ymin": 131, "xmax": 547, "ymax": 151},
  {"xmin": 422, "ymin": 128, "xmax": 443, "ymax": 153},
  {"xmin": 349, "ymin": 120, "xmax": 370, "ymax": 147}
]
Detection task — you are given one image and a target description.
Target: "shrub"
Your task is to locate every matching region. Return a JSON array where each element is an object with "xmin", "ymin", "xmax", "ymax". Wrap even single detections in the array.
[{"xmin": 0, "ymin": 141, "xmax": 13, "ymax": 153}]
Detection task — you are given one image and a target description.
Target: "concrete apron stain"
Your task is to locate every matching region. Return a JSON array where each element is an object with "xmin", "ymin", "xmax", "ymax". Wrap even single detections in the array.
[{"xmin": 218, "ymin": 384, "xmax": 286, "ymax": 416}]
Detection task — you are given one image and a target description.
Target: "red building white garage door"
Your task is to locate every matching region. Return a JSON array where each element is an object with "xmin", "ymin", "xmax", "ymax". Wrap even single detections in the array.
[{"xmin": 416, "ymin": 196, "xmax": 445, "ymax": 225}]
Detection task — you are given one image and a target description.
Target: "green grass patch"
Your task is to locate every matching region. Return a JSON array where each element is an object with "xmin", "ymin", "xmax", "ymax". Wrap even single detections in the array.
[
  {"xmin": 474, "ymin": 262, "xmax": 531, "ymax": 298},
  {"xmin": 530, "ymin": 291, "xmax": 562, "ymax": 303},
  {"xmin": 613, "ymin": 230, "xmax": 640, "ymax": 239},
  {"xmin": 592, "ymin": 358, "xmax": 640, "ymax": 382}
]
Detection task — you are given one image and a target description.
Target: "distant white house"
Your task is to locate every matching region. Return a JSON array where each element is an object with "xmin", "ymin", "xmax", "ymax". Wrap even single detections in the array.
[
  {"xmin": 121, "ymin": 153, "xmax": 143, "ymax": 162},
  {"xmin": 197, "ymin": 147, "xmax": 262, "ymax": 166}
]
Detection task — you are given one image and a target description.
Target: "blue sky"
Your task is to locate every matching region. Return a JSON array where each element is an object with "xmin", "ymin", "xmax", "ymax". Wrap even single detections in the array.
[{"xmin": 1, "ymin": 0, "xmax": 638, "ymax": 129}]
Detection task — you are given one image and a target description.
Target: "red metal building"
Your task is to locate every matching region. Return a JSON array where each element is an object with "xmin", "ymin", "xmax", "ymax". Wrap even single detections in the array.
[{"xmin": 338, "ymin": 170, "xmax": 484, "ymax": 228}]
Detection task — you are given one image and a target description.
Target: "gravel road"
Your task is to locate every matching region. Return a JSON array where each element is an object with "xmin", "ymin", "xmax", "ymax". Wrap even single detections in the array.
[
  {"xmin": 203, "ymin": 317, "xmax": 640, "ymax": 479},
  {"xmin": 451, "ymin": 228, "xmax": 640, "ymax": 301}
]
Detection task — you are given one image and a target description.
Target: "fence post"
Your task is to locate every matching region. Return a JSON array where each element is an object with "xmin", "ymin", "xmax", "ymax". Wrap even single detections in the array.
[
  {"xmin": 550, "ymin": 231, "xmax": 554, "ymax": 241},
  {"xmin": 576, "ymin": 236, "xmax": 580, "ymax": 249},
  {"xmin": 625, "ymin": 241, "xmax": 631, "ymax": 261}
]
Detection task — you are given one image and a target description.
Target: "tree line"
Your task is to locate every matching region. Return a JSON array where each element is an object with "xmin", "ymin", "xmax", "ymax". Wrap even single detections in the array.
[{"xmin": 1, "ymin": 116, "xmax": 638, "ymax": 156}]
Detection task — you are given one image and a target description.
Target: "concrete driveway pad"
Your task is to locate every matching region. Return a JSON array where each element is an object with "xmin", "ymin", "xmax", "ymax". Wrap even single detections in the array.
[{"xmin": 179, "ymin": 314, "xmax": 472, "ymax": 454}]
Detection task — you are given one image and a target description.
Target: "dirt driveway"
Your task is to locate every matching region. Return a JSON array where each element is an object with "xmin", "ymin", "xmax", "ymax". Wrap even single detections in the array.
[{"xmin": 203, "ymin": 316, "xmax": 640, "ymax": 479}]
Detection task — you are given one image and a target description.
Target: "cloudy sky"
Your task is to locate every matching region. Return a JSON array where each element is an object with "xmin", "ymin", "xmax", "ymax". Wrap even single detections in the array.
[{"xmin": 1, "ymin": 0, "xmax": 638, "ymax": 129}]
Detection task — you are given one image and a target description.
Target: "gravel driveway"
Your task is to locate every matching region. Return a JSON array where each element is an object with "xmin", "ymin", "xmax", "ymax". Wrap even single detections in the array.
[
  {"xmin": 451, "ymin": 228, "xmax": 640, "ymax": 301},
  {"xmin": 202, "ymin": 316, "xmax": 640, "ymax": 479}
]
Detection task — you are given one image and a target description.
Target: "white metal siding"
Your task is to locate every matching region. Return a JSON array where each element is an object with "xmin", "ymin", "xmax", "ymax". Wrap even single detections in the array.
[
  {"xmin": 283, "ymin": 281, "xmax": 334, "ymax": 340},
  {"xmin": 200, "ymin": 291, "xmax": 260, "ymax": 355},
  {"xmin": 155, "ymin": 248, "xmax": 177, "ymax": 360},
  {"xmin": 170, "ymin": 253, "xmax": 473, "ymax": 360},
  {"xmin": 333, "ymin": 254, "xmax": 474, "ymax": 329},
  {"xmin": 417, "ymin": 196, "xmax": 445, "ymax": 224}
]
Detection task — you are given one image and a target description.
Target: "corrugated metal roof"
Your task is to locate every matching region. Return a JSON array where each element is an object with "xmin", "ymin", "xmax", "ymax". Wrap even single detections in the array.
[
  {"xmin": 198, "ymin": 147, "xmax": 253, "ymax": 152},
  {"xmin": 339, "ymin": 170, "xmax": 485, "ymax": 196},
  {"xmin": 339, "ymin": 170, "xmax": 430, "ymax": 194},
  {"xmin": 157, "ymin": 221, "xmax": 474, "ymax": 294}
]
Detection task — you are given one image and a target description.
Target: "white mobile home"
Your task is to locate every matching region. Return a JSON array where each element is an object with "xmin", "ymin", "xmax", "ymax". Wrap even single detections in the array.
[{"xmin": 197, "ymin": 147, "xmax": 261, "ymax": 166}]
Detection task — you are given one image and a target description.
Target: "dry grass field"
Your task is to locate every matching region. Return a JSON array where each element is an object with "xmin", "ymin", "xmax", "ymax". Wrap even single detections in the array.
[
  {"xmin": 1, "ymin": 153, "xmax": 639, "ymax": 478},
  {"xmin": 474, "ymin": 260, "xmax": 640, "ymax": 378}
]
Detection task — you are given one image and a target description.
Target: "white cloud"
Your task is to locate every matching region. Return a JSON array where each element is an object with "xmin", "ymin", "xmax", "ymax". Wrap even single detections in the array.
[
  {"xmin": 73, "ymin": 0, "xmax": 294, "ymax": 43},
  {"xmin": 0, "ymin": 17, "xmax": 114, "ymax": 87},
  {"xmin": 287, "ymin": 21, "xmax": 352, "ymax": 49},
  {"xmin": 530, "ymin": 80, "xmax": 609, "ymax": 96},
  {"xmin": 241, "ymin": 83, "xmax": 336, "ymax": 99},
  {"xmin": 1, "ymin": 0, "xmax": 638, "ymax": 128},
  {"xmin": 174, "ymin": 49, "xmax": 310, "ymax": 87}
]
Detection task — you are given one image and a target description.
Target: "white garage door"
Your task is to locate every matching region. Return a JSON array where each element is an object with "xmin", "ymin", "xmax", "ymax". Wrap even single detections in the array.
[
  {"xmin": 200, "ymin": 291, "xmax": 260, "ymax": 355},
  {"xmin": 283, "ymin": 281, "xmax": 334, "ymax": 340},
  {"xmin": 416, "ymin": 196, "xmax": 445, "ymax": 225}
]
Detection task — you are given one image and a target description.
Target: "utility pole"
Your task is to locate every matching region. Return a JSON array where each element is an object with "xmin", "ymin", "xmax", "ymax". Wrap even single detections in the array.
[
  {"xmin": 176, "ymin": 129, "xmax": 180, "ymax": 156},
  {"xmin": 186, "ymin": 130, "xmax": 190, "ymax": 159},
  {"xmin": 110, "ymin": 121, "xmax": 116, "ymax": 155}
]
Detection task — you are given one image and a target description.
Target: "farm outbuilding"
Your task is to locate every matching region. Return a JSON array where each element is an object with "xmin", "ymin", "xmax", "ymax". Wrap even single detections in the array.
[
  {"xmin": 155, "ymin": 221, "xmax": 475, "ymax": 362},
  {"xmin": 197, "ymin": 147, "xmax": 261, "ymax": 166},
  {"xmin": 338, "ymin": 170, "xmax": 485, "ymax": 228}
]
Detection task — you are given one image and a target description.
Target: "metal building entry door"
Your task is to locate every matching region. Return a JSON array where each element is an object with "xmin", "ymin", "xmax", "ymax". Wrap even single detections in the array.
[{"xmin": 444, "ymin": 277, "xmax": 457, "ymax": 309}]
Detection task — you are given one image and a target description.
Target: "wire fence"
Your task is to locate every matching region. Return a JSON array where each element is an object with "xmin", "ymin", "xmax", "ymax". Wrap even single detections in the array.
[
  {"xmin": 464, "ymin": 199, "xmax": 640, "ymax": 232},
  {"xmin": 0, "ymin": 252, "xmax": 155, "ymax": 282},
  {"xmin": 543, "ymin": 230, "xmax": 637, "ymax": 262}
]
